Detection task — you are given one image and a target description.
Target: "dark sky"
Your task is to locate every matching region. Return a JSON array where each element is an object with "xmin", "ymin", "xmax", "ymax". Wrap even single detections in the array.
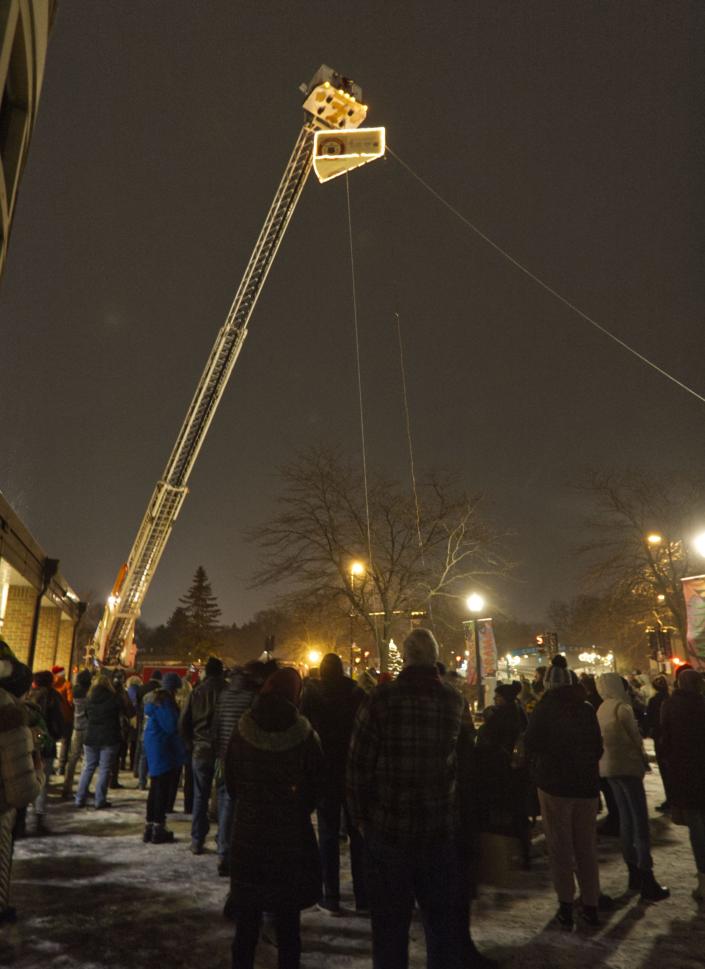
[{"xmin": 2, "ymin": 1, "xmax": 704, "ymax": 629}]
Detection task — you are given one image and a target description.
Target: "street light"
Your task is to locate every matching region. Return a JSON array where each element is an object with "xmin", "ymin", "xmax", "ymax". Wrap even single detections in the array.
[
  {"xmin": 465, "ymin": 593, "xmax": 487, "ymax": 711},
  {"xmin": 646, "ymin": 533, "xmax": 663, "ymax": 546},
  {"xmin": 693, "ymin": 532, "xmax": 705, "ymax": 558},
  {"xmin": 349, "ymin": 561, "xmax": 365, "ymax": 672},
  {"xmin": 307, "ymin": 648, "xmax": 322, "ymax": 666}
]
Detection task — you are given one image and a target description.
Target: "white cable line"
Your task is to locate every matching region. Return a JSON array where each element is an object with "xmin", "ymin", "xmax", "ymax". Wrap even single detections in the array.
[
  {"xmin": 395, "ymin": 310, "xmax": 436, "ymax": 631},
  {"xmin": 388, "ymin": 145, "xmax": 705, "ymax": 408},
  {"xmin": 345, "ymin": 174, "xmax": 378, "ymax": 644}
]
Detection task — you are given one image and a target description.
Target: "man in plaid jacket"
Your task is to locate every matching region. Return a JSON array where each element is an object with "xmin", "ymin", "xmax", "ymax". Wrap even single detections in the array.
[{"xmin": 347, "ymin": 628, "xmax": 494, "ymax": 969}]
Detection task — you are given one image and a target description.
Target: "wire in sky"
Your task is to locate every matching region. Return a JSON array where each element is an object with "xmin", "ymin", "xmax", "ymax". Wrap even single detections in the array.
[{"xmin": 387, "ymin": 145, "xmax": 705, "ymax": 408}]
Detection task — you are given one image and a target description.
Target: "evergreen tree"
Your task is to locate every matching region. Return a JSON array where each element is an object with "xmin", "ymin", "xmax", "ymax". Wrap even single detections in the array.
[
  {"xmin": 179, "ymin": 566, "xmax": 222, "ymax": 661},
  {"xmin": 387, "ymin": 638, "xmax": 403, "ymax": 677}
]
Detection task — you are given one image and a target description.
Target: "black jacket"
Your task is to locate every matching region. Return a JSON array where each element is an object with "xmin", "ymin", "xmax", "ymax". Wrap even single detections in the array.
[
  {"xmin": 85, "ymin": 686, "xmax": 124, "ymax": 748},
  {"xmin": 661, "ymin": 689, "xmax": 705, "ymax": 810},
  {"xmin": 180, "ymin": 674, "xmax": 225, "ymax": 762},
  {"xmin": 301, "ymin": 674, "xmax": 364, "ymax": 795},
  {"xmin": 226, "ymin": 693, "xmax": 323, "ymax": 911},
  {"xmin": 524, "ymin": 686, "xmax": 603, "ymax": 798}
]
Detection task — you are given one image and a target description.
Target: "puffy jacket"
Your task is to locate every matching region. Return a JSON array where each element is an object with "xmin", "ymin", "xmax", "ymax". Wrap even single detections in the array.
[
  {"xmin": 85, "ymin": 686, "xmax": 124, "ymax": 748},
  {"xmin": 213, "ymin": 671, "xmax": 258, "ymax": 762},
  {"xmin": 524, "ymin": 685, "xmax": 603, "ymax": 798},
  {"xmin": 180, "ymin": 674, "xmax": 225, "ymax": 762},
  {"xmin": 301, "ymin": 673, "xmax": 364, "ymax": 795},
  {"xmin": 595, "ymin": 673, "xmax": 647, "ymax": 778},
  {"xmin": 0, "ymin": 688, "xmax": 42, "ymax": 811},
  {"xmin": 144, "ymin": 692, "xmax": 187, "ymax": 777}
]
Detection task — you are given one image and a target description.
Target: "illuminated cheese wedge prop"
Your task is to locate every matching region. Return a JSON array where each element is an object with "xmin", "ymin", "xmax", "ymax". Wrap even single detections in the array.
[{"xmin": 313, "ymin": 128, "xmax": 386, "ymax": 183}]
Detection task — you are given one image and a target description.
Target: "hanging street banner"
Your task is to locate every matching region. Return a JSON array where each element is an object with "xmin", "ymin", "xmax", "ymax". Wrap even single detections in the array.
[
  {"xmin": 463, "ymin": 620, "xmax": 477, "ymax": 685},
  {"xmin": 682, "ymin": 575, "xmax": 705, "ymax": 667},
  {"xmin": 477, "ymin": 619, "xmax": 498, "ymax": 679}
]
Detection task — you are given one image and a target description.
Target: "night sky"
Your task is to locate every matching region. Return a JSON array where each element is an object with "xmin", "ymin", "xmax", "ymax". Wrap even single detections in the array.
[{"xmin": 2, "ymin": 2, "xmax": 704, "ymax": 629}]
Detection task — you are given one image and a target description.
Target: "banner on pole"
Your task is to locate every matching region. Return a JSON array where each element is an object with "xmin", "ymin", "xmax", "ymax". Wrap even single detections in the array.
[
  {"xmin": 477, "ymin": 619, "xmax": 498, "ymax": 678},
  {"xmin": 463, "ymin": 620, "xmax": 477, "ymax": 684},
  {"xmin": 682, "ymin": 575, "xmax": 705, "ymax": 667}
]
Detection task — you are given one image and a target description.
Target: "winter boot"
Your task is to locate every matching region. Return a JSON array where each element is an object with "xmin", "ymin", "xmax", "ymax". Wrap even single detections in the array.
[
  {"xmin": 692, "ymin": 872, "xmax": 705, "ymax": 902},
  {"xmin": 578, "ymin": 905, "xmax": 600, "ymax": 928},
  {"xmin": 627, "ymin": 863, "xmax": 642, "ymax": 891},
  {"xmin": 142, "ymin": 823, "xmax": 154, "ymax": 843},
  {"xmin": 151, "ymin": 824, "xmax": 175, "ymax": 844},
  {"xmin": 34, "ymin": 815, "xmax": 51, "ymax": 837},
  {"xmin": 554, "ymin": 901, "xmax": 574, "ymax": 930},
  {"xmin": 640, "ymin": 870, "xmax": 670, "ymax": 902}
]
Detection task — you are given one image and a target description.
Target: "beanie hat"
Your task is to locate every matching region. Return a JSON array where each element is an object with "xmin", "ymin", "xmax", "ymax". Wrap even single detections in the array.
[
  {"xmin": 33, "ymin": 670, "xmax": 54, "ymax": 689},
  {"xmin": 162, "ymin": 671, "xmax": 182, "ymax": 693},
  {"xmin": 151, "ymin": 669, "xmax": 162, "ymax": 681},
  {"xmin": 76, "ymin": 669, "xmax": 93, "ymax": 688},
  {"xmin": 51, "ymin": 665, "xmax": 65, "ymax": 675},
  {"xmin": 677, "ymin": 669, "xmax": 703, "ymax": 694},
  {"xmin": 0, "ymin": 639, "xmax": 16, "ymax": 681},
  {"xmin": 205, "ymin": 656, "xmax": 224, "ymax": 678},
  {"xmin": 261, "ymin": 668, "xmax": 302, "ymax": 705},
  {"xmin": 545, "ymin": 655, "xmax": 574, "ymax": 690},
  {"xmin": 0, "ymin": 660, "xmax": 32, "ymax": 698}
]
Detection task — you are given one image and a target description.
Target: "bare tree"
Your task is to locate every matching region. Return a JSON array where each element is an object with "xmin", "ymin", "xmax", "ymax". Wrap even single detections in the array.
[
  {"xmin": 575, "ymin": 470, "xmax": 705, "ymax": 646},
  {"xmin": 248, "ymin": 447, "xmax": 511, "ymax": 669}
]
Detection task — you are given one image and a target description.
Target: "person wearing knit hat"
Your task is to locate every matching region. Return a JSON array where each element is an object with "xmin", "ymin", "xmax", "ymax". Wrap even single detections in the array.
[
  {"xmin": 595, "ymin": 672, "xmax": 669, "ymax": 902},
  {"xmin": 225, "ymin": 662, "xmax": 323, "ymax": 968},
  {"xmin": 661, "ymin": 667, "xmax": 705, "ymax": 900},
  {"xmin": 142, "ymin": 673, "xmax": 187, "ymax": 844},
  {"xmin": 180, "ymin": 656, "xmax": 225, "ymax": 854},
  {"xmin": 524, "ymin": 655, "xmax": 604, "ymax": 928}
]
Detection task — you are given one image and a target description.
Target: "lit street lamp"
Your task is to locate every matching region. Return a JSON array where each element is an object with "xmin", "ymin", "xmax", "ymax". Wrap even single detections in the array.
[
  {"xmin": 693, "ymin": 532, "xmax": 705, "ymax": 558},
  {"xmin": 349, "ymin": 561, "xmax": 365, "ymax": 672},
  {"xmin": 465, "ymin": 593, "xmax": 487, "ymax": 710},
  {"xmin": 646, "ymin": 533, "xmax": 663, "ymax": 546}
]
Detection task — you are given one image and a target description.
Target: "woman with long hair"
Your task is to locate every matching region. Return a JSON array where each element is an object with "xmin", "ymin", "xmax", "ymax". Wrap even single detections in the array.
[{"xmin": 74, "ymin": 674, "xmax": 124, "ymax": 809}]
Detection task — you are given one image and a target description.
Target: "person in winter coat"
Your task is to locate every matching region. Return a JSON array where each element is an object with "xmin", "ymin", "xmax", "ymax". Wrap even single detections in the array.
[
  {"xmin": 348, "ymin": 628, "xmax": 493, "ymax": 969},
  {"xmin": 523, "ymin": 655, "xmax": 603, "ymax": 929},
  {"xmin": 52, "ymin": 666, "xmax": 74, "ymax": 774},
  {"xmin": 143, "ymin": 671, "xmax": 187, "ymax": 844},
  {"xmin": 75, "ymin": 674, "xmax": 125, "ymax": 809},
  {"xmin": 301, "ymin": 652, "xmax": 367, "ymax": 914},
  {"xmin": 660, "ymin": 668, "xmax": 705, "ymax": 900},
  {"xmin": 180, "ymin": 656, "xmax": 225, "ymax": 854},
  {"xmin": 595, "ymin": 672, "xmax": 669, "ymax": 901},
  {"xmin": 0, "ymin": 647, "xmax": 42, "ymax": 923},
  {"xmin": 213, "ymin": 660, "xmax": 269, "ymax": 876},
  {"xmin": 135, "ymin": 669, "xmax": 163, "ymax": 788},
  {"xmin": 61, "ymin": 669, "xmax": 92, "ymax": 799},
  {"xmin": 646, "ymin": 676, "xmax": 671, "ymax": 811},
  {"xmin": 226, "ymin": 667, "xmax": 323, "ymax": 969},
  {"xmin": 27, "ymin": 671, "xmax": 65, "ymax": 834}
]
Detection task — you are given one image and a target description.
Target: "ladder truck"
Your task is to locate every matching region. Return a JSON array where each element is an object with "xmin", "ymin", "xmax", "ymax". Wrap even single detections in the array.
[{"xmin": 93, "ymin": 65, "xmax": 385, "ymax": 667}]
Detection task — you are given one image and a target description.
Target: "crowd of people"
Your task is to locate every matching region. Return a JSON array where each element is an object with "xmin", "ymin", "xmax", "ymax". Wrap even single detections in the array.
[{"xmin": 0, "ymin": 633, "xmax": 704, "ymax": 969}]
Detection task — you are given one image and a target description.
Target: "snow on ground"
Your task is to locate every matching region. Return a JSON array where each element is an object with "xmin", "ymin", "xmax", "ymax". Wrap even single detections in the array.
[{"xmin": 2, "ymin": 752, "xmax": 705, "ymax": 968}]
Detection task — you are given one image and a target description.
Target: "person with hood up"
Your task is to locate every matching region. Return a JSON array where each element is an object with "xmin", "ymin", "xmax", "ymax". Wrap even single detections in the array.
[
  {"xmin": 301, "ymin": 652, "xmax": 367, "ymax": 914},
  {"xmin": 225, "ymin": 667, "xmax": 323, "ymax": 969},
  {"xmin": 523, "ymin": 654, "xmax": 603, "ymax": 929},
  {"xmin": 646, "ymin": 675, "xmax": 671, "ymax": 812},
  {"xmin": 61, "ymin": 669, "xmax": 92, "ymax": 799},
  {"xmin": 75, "ymin": 674, "xmax": 125, "ymax": 809},
  {"xmin": 143, "ymin": 671, "xmax": 187, "ymax": 844},
  {"xmin": 595, "ymin": 672, "xmax": 669, "ymax": 901},
  {"xmin": 0, "ymin": 645, "xmax": 42, "ymax": 923},
  {"xmin": 660, "ymin": 668, "xmax": 705, "ymax": 900},
  {"xmin": 213, "ymin": 660, "xmax": 270, "ymax": 877}
]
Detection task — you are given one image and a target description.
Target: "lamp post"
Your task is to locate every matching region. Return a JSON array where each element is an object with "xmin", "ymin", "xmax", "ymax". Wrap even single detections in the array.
[
  {"xmin": 349, "ymin": 561, "xmax": 365, "ymax": 672},
  {"xmin": 465, "ymin": 593, "xmax": 486, "ymax": 710}
]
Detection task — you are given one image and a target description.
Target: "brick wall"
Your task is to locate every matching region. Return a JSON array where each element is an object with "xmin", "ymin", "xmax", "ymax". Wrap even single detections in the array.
[
  {"xmin": 2, "ymin": 586, "xmax": 36, "ymax": 663},
  {"xmin": 34, "ymin": 606, "xmax": 61, "ymax": 671}
]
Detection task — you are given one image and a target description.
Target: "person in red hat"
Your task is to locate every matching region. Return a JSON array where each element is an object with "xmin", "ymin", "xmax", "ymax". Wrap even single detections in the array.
[
  {"xmin": 52, "ymin": 667, "xmax": 74, "ymax": 775},
  {"xmin": 225, "ymin": 667, "xmax": 323, "ymax": 969}
]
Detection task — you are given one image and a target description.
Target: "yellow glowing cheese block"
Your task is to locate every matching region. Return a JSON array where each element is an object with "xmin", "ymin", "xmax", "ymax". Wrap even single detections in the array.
[{"xmin": 313, "ymin": 128, "xmax": 386, "ymax": 183}]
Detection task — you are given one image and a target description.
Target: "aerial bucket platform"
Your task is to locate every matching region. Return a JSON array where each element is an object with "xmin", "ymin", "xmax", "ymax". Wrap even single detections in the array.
[{"xmin": 313, "ymin": 128, "xmax": 386, "ymax": 183}]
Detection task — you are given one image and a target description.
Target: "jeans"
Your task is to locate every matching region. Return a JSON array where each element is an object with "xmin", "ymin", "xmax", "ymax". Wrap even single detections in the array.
[
  {"xmin": 75, "ymin": 745, "xmax": 119, "ymax": 807},
  {"xmin": 317, "ymin": 793, "xmax": 368, "ymax": 908},
  {"xmin": 365, "ymin": 832, "xmax": 462, "ymax": 969},
  {"xmin": 683, "ymin": 808, "xmax": 705, "ymax": 873},
  {"xmin": 191, "ymin": 758, "xmax": 215, "ymax": 846},
  {"xmin": 538, "ymin": 789, "xmax": 600, "ymax": 906},
  {"xmin": 62, "ymin": 728, "xmax": 86, "ymax": 796},
  {"xmin": 138, "ymin": 747, "xmax": 149, "ymax": 789},
  {"xmin": 608, "ymin": 775, "xmax": 653, "ymax": 871},
  {"xmin": 232, "ymin": 907, "xmax": 301, "ymax": 969},
  {"xmin": 217, "ymin": 779, "xmax": 235, "ymax": 859},
  {"xmin": 147, "ymin": 770, "xmax": 179, "ymax": 825},
  {"xmin": 34, "ymin": 756, "xmax": 54, "ymax": 816}
]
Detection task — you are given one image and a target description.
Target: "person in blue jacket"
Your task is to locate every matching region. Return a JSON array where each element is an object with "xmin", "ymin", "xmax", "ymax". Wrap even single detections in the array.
[{"xmin": 143, "ymin": 671, "xmax": 186, "ymax": 844}]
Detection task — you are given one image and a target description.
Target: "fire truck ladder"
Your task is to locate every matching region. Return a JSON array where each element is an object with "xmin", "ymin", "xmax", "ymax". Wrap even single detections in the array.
[{"xmin": 95, "ymin": 66, "xmax": 378, "ymax": 665}]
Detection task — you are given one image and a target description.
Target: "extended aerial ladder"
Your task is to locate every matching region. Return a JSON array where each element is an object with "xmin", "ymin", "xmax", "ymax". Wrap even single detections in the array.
[{"xmin": 93, "ymin": 66, "xmax": 385, "ymax": 666}]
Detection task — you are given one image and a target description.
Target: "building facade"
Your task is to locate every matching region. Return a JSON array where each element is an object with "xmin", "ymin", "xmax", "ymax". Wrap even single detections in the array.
[{"xmin": 0, "ymin": 0, "xmax": 56, "ymax": 278}]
